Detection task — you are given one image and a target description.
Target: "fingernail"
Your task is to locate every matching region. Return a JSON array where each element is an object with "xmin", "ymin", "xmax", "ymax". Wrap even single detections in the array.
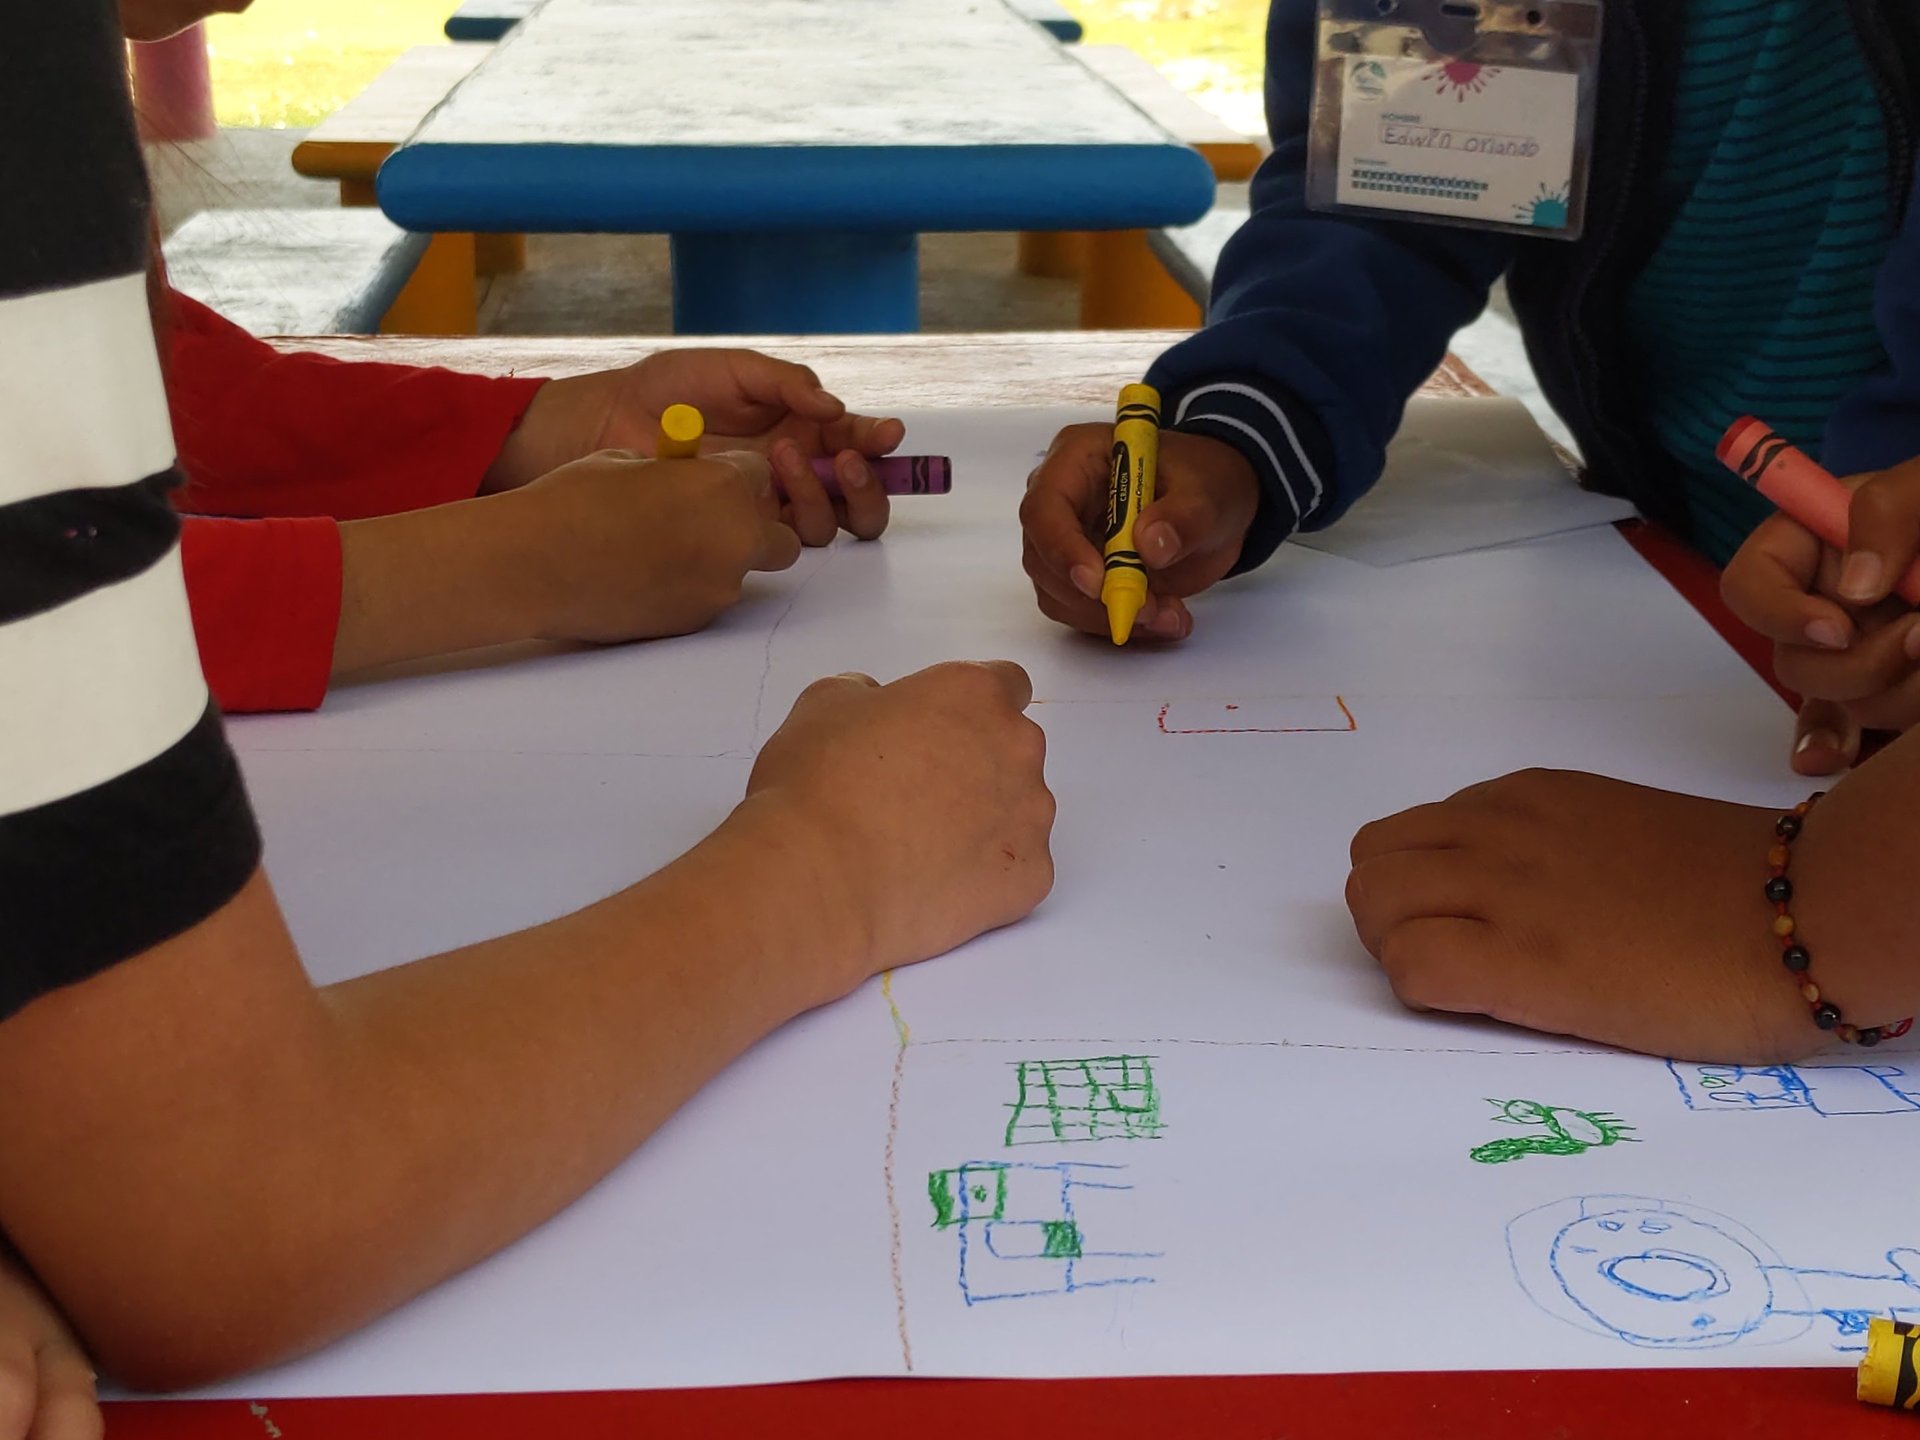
[
  {"xmin": 1906, "ymin": 621, "xmax": 1920, "ymax": 662},
  {"xmin": 1839, "ymin": 552, "xmax": 1885, "ymax": 603},
  {"xmin": 1796, "ymin": 729, "xmax": 1842, "ymax": 757},
  {"xmin": 838, "ymin": 454, "xmax": 869, "ymax": 490},
  {"xmin": 1806, "ymin": 617, "xmax": 1851, "ymax": 651},
  {"xmin": 1148, "ymin": 607, "xmax": 1184, "ymax": 638},
  {"xmin": 1070, "ymin": 565, "xmax": 1100, "ymax": 600},
  {"xmin": 1138, "ymin": 522, "xmax": 1177, "ymax": 568}
]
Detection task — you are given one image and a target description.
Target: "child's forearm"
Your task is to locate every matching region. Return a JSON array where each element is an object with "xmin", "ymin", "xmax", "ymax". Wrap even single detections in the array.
[
  {"xmin": 0, "ymin": 801, "xmax": 852, "ymax": 1391},
  {"xmin": 1789, "ymin": 724, "xmax": 1920, "ymax": 1027},
  {"xmin": 333, "ymin": 492, "xmax": 545, "ymax": 677}
]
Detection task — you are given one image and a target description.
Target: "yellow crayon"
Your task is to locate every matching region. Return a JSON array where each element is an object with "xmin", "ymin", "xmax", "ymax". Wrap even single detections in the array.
[
  {"xmin": 657, "ymin": 403, "xmax": 705, "ymax": 459},
  {"xmin": 1859, "ymin": 1317, "xmax": 1920, "ymax": 1410},
  {"xmin": 1101, "ymin": 383, "xmax": 1161, "ymax": 646}
]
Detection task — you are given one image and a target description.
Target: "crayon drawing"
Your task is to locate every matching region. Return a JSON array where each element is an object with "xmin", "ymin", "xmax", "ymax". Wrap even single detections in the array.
[
  {"xmin": 928, "ymin": 1161, "xmax": 1160, "ymax": 1305},
  {"xmin": 1468, "ymin": 1099, "xmax": 1636, "ymax": 1164},
  {"xmin": 1667, "ymin": 1062, "xmax": 1920, "ymax": 1117},
  {"xmin": 1004, "ymin": 1055, "xmax": 1164, "ymax": 1146},
  {"xmin": 1156, "ymin": 696, "xmax": 1357, "ymax": 736},
  {"xmin": 1508, "ymin": 1194, "xmax": 1920, "ymax": 1352}
]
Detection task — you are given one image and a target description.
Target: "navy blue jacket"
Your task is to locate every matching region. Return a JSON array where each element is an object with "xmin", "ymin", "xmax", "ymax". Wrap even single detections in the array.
[{"xmin": 1146, "ymin": 0, "xmax": 1920, "ymax": 569}]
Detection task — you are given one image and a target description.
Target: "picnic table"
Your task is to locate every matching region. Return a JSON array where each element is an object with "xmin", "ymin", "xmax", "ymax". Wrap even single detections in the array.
[
  {"xmin": 379, "ymin": 0, "xmax": 1213, "ymax": 332},
  {"xmin": 444, "ymin": 0, "xmax": 1085, "ymax": 43}
]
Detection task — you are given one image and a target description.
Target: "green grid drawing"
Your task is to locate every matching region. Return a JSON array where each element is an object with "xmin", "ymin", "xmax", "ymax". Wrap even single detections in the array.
[{"xmin": 1004, "ymin": 1055, "xmax": 1164, "ymax": 1146}]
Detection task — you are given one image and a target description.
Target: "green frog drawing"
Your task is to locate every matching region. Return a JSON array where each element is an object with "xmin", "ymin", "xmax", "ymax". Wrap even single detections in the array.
[{"xmin": 1469, "ymin": 1098, "xmax": 1636, "ymax": 1164}]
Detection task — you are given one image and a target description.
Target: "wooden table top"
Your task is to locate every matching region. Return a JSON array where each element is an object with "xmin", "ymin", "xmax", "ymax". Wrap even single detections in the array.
[{"xmin": 287, "ymin": 330, "xmax": 1493, "ymax": 409}]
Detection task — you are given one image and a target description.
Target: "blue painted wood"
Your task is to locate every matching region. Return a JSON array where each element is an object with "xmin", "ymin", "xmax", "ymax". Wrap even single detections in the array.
[
  {"xmin": 379, "ymin": 143, "xmax": 1215, "ymax": 235},
  {"xmin": 670, "ymin": 231, "xmax": 918, "ymax": 334}
]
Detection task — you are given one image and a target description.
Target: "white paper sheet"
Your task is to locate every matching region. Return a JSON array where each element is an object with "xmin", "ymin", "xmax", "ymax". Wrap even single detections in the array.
[
  {"xmin": 188, "ymin": 406, "xmax": 1908, "ymax": 1403},
  {"xmin": 1291, "ymin": 395, "xmax": 1630, "ymax": 567}
]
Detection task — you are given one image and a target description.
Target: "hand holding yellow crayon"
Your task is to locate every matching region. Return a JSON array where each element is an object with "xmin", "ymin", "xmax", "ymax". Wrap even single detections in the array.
[{"xmin": 1101, "ymin": 384, "xmax": 1162, "ymax": 645}]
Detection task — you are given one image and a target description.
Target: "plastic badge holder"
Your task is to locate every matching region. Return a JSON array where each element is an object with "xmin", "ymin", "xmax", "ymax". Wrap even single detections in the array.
[{"xmin": 1308, "ymin": 0, "xmax": 1602, "ymax": 240}]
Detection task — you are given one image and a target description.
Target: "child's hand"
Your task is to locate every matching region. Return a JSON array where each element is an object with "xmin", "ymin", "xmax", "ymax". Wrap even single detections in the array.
[
  {"xmin": 1020, "ymin": 425, "xmax": 1260, "ymax": 642},
  {"xmin": 0, "ymin": 1249, "xmax": 97, "ymax": 1440},
  {"xmin": 1721, "ymin": 456, "xmax": 1920, "ymax": 774},
  {"xmin": 744, "ymin": 661, "xmax": 1055, "ymax": 988},
  {"xmin": 510, "ymin": 450, "xmax": 802, "ymax": 643},
  {"xmin": 1345, "ymin": 769, "xmax": 1821, "ymax": 1062},
  {"xmin": 488, "ymin": 351, "xmax": 906, "ymax": 546}
]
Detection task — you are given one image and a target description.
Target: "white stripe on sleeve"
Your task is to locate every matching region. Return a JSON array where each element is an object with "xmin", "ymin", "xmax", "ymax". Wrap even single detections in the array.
[
  {"xmin": 0, "ymin": 544, "xmax": 208, "ymax": 817},
  {"xmin": 0, "ymin": 271, "xmax": 177, "ymax": 507},
  {"xmin": 1174, "ymin": 381, "xmax": 1327, "ymax": 511}
]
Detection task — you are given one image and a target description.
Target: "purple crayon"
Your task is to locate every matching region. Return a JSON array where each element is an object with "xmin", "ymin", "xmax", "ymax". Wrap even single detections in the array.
[{"xmin": 805, "ymin": 454, "xmax": 952, "ymax": 499}]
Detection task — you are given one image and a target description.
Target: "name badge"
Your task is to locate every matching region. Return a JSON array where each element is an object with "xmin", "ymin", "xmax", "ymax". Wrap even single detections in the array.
[{"xmin": 1308, "ymin": 0, "xmax": 1601, "ymax": 241}]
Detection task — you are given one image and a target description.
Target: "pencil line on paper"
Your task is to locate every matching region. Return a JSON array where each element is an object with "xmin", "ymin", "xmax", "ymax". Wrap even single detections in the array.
[
  {"xmin": 913, "ymin": 1035, "xmax": 1615, "ymax": 1058},
  {"xmin": 749, "ymin": 544, "xmax": 838, "ymax": 748},
  {"xmin": 881, "ymin": 971, "xmax": 913, "ymax": 1372}
]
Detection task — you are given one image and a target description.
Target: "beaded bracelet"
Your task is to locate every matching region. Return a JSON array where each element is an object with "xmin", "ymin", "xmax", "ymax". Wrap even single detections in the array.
[{"xmin": 1767, "ymin": 793, "xmax": 1912, "ymax": 1047}]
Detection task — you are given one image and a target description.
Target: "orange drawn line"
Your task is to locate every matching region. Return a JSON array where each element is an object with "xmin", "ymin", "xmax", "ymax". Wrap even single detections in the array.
[
  {"xmin": 881, "ymin": 973, "xmax": 913, "ymax": 1372},
  {"xmin": 1156, "ymin": 695, "xmax": 1358, "ymax": 735}
]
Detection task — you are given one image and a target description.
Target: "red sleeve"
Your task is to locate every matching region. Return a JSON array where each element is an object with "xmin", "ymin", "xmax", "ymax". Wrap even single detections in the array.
[
  {"xmin": 180, "ymin": 515, "xmax": 343, "ymax": 715},
  {"xmin": 164, "ymin": 290, "xmax": 548, "ymax": 521}
]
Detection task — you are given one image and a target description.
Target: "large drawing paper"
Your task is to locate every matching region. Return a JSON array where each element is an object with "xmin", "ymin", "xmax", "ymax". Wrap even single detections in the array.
[{"xmin": 194, "ymin": 407, "xmax": 1908, "ymax": 1401}]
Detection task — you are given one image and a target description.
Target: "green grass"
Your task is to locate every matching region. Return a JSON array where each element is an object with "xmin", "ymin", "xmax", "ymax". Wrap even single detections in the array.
[
  {"xmin": 205, "ymin": 0, "xmax": 453, "ymax": 128},
  {"xmin": 204, "ymin": 0, "xmax": 1268, "ymax": 131}
]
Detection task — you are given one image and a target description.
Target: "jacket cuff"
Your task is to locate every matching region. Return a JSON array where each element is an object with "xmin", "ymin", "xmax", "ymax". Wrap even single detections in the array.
[
  {"xmin": 178, "ymin": 515, "xmax": 343, "ymax": 714},
  {"xmin": 1155, "ymin": 373, "xmax": 1336, "ymax": 575}
]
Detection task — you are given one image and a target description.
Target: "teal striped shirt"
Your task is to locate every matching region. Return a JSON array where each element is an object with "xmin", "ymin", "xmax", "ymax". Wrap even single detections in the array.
[{"xmin": 1624, "ymin": 0, "xmax": 1894, "ymax": 564}]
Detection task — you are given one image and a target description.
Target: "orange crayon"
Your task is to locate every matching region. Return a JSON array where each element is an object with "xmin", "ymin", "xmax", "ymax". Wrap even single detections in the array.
[{"xmin": 1718, "ymin": 417, "xmax": 1920, "ymax": 606}]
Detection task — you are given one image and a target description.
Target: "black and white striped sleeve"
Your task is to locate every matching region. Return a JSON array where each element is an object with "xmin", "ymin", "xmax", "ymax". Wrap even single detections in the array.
[{"xmin": 0, "ymin": 4, "xmax": 262, "ymax": 1021}]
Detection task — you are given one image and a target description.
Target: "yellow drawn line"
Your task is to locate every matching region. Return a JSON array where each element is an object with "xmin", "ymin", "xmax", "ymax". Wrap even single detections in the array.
[{"xmin": 881, "ymin": 969, "xmax": 910, "ymax": 1048}]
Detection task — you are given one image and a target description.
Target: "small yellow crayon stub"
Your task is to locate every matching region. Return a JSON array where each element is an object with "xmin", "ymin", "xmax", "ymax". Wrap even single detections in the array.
[
  {"xmin": 1859, "ymin": 1317, "xmax": 1920, "ymax": 1410},
  {"xmin": 1101, "ymin": 383, "xmax": 1162, "ymax": 646},
  {"xmin": 657, "ymin": 403, "xmax": 705, "ymax": 459}
]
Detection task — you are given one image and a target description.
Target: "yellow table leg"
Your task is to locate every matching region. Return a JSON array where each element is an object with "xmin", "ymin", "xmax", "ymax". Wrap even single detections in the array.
[
  {"xmin": 380, "ymin": 231, "xmax": 478, "ymax": 335},
  {"xmin": 475, "ymin": 233, "xmax": 527, "ymax": 276},
  {"xmin": 339, "ymin": 178, "xmax": 521, "ymax": 283},
  {"xmin": 1080, "ymin": 230, "xmax": 1202, "ymax": 330},
  {"xmin": 1017, "ymin": 231, "xmax": 1090, "ymax": 279}
]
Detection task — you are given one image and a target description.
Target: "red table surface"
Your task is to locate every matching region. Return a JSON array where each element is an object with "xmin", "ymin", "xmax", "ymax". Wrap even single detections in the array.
[{"xmin": 110, "ymin": 523, "xmax": 1888, "ymax": 1440}]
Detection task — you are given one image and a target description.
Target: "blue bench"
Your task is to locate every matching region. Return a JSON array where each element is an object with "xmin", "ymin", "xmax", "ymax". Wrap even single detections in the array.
[{"xmin": 163, "ymin": 208, "xmax": 430, "ymax": 335}]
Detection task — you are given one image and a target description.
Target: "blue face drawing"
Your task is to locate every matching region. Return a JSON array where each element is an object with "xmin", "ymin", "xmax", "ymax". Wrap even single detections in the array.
[{"xmin": 1549, "ymin": 1211, "xmax": 1775, "ymax": 1347}]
